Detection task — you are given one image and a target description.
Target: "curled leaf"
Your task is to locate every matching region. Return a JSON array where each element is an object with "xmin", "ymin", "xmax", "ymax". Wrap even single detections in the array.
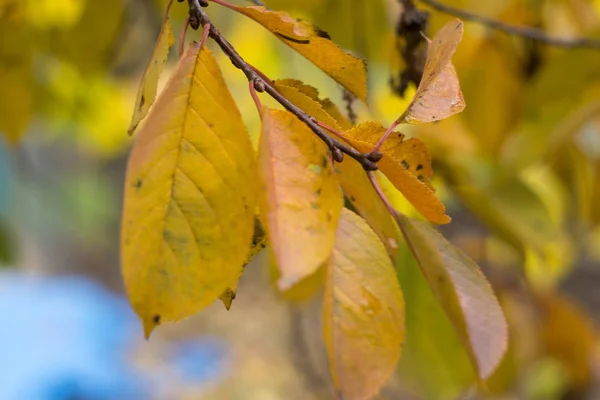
[
  {"xmin": 396, "ymin": 213, "xmax": 508, "ymax": 379},
  {"xmin": 234, "ymin": 6, "xmax": 368, "ymax": 102},
  {"xmin": 121, "ymin": 43, "xmax": 257, "ymax": 337},
  {"xmin": 219, "ymin": 216, "xmax": 267, "ymax": 310},
  {"xmin": 403, "ymin": 18, "xmax": 465, "ymax": 124},
  {"xmin": 128, "ymin": 17, "xmax": 174, "ymax": 134},
  {"xmin": 258, "ymin": 107, "xmax": 343, "ymax": 290},
  {"xmin": 323, "ymin": 209, "xmax": 405, "ymax": 400},
  {"xmin": 344, "ymin": 122, "xmax": 450, "ymax": 224}
]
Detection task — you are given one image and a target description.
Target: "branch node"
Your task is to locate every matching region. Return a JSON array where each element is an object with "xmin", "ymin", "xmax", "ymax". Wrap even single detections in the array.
[
  {"xmin": 332, "ymin": 148, "xmax": 344, "ymax": 163},
  {"xmin": 253, "ymin": 78, "xmax": 266, "ymax": 92},
  {"xmin": 366, "ymin": 152, "xmax": 383, "ymax": 162}
]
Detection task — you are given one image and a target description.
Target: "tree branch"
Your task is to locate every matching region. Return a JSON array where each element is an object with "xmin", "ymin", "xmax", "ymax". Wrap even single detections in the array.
[
  {"xmin": 417, "ymin": 0, "xmax": 600, "ymax": 50},
  {"xmin": 187, "ymin": 0, "xmax": 378, "ymax": 170}
]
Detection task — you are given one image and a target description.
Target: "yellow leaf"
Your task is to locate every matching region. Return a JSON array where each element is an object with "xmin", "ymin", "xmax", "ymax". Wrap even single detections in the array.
[
  {"xmin": 397, "ymin": 213, "xmax": 508, "ymax": 379},
  {"xmin": 336, "ymin": 159, "xmax": 399, "ymax": 256},
  {"xmin": 258, "ymin": 107, "xmax": 343, "ymax": 290},
  {"xmin": 323, "ymin": 208, "xmax": 405, "ymax": 400},
  {"xmin": 403, "ymin": 19, "xmax": 465, "ymax": 124},
  {"xmin": 273, "ymin": 79, "xmax": 397, "ymax": 254},
  {"xmin": 269, "ymin": 257, "xmax": 325, "ymax": 303},
  {"xmin": 275, "ymin": 78, "xmax": 353, "ymax": 130},
  {"xmin": 128, "ymin": 17, "xmax": 175, "ymax": 134},
  {"xmin": 233, "ymin": 6, "xmax": 367, "ymax": 102},
  {"xmin": 273, "ymin": 80, "xmax": 341, "ymax": 130},
  {"xmin": 344, "ymin": 122, "xmax": 450, "ymax": 224},
  {"xmin": 121, "ymin": 43, "xmax": 257, "ymax": 337},
  {"xmin": 219, "ymin": 217, "xmax": 267, "ymax": 310}
]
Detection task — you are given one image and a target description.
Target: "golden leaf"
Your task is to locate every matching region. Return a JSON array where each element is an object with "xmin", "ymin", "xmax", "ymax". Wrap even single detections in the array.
[
  {"xmin": 403, "ymin": 19, "xmax": 465, "ymax": 124},
  {"xmin": 128, "ymin": 17, "xmax": 175, "ymax": 134},
  {"xmin": 121, "ymin": 43, "xmax": 257, "ymax": 337},
  {"xmin": 258, "ymin": 107, "xmax": 343, "ymax": 290},
  {"xmin": 233, "ymin": 6, "xmax": 367, "ymax": 102},
  {"xmin": 344, "ymin": 122, "xmax": 450, "ymax": 224},
  {"xmin": 397, "ymin": 213, "xmax": 508, "ymax": 379},
  {"xmin": 323, "ymin": 208, "xmax": 405, "ymax": 400},
  {"xmin": 274, "ymin": 79, "xmax": 397, "ymax": 253}
]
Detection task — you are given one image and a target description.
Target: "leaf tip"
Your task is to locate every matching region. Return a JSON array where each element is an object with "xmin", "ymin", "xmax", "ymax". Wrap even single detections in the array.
[{"xmin": 142, "ymin": 314, "xmax": 161, "ymax": 339}]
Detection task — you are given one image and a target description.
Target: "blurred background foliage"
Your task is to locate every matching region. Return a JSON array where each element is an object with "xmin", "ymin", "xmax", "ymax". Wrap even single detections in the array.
[{"xmin": 1, "ymin": 0, "xmax": 600, "ymax": 399}]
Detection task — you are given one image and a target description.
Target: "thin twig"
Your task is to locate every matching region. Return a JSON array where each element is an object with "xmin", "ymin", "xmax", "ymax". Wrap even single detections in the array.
[
  {"xmin": 188, "ymin": 1, "xmax": 378, "ymax": 170},
  {"xmin": 418, "ymin": 0, "xmax": 600, "ymax": 50}
]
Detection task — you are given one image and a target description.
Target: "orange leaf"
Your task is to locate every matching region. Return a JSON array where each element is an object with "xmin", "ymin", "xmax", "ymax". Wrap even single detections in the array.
[
  {"xmin": 397, "ymin": 214, "xmax": 508, "ymax": 379},
  {"xmin": 323, "ymin": 208, "xmax": 405, "ymax": 400},
  {"xmin": 258, "ymin": 107, "xmax": 343, "ymax": 290},
  {"xmin": 274, "ymin": 79, "xmax": 398, "ymax": 253},
  {"xmin": 234, "ymin": 6, "xmax": 367, "ymax": 102},
  {"xmin": 128, "ymin": 17, "xmax": 174, "ymax": 134},
  {"xmin": 344, "ymin": 122, "xmax": 450, "ymax": 224},
  {"xmin": 403, "ymin": 19, "xmax": 465, "ymax": 124},
  {"xmin": 121, "ymin": 43, "xmax": 257, "ymax": 337}
]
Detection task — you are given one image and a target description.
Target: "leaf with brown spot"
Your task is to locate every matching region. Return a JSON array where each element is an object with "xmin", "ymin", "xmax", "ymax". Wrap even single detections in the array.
[
  {"xmin": 403, "ymin": 19, "xmax": 465, "ymax": 124},
  {"xmin": 121, "ymin": 43, "xmax": 257, "ymax": 337},
  {"xmin": 258, "ymin": 107, "xmax": 343, "ymax": 290},
  {"xmin": 323, "ymin": 208, "xmax": 405, "ymax": 400},
  {"xmin": 232, "ymin": 6, "xmax": 367, "ymax": 102},
  {"xmin": 396, "ymin": 213, "xmax": 508, "ymax": 380},
  {"xmin": 344, "ymin": 122, "xmax": 450, "ymax": 224},
  {"xmin": 128, "ymin": 17, "xmax": 174, "ymax": 134}
]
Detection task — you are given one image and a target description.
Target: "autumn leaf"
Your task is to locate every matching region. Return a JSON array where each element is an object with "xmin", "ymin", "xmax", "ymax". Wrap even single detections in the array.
[
  {"xmin": 121, "ymin": 42, "xmax": 257, "ymax": 337},
  {"xmin": 323, "ymin": 208, "xmax": 405, "ymax": 400},
  {"xmin": 219, "ymin": 216, "xmax": 267, "ymax": 310},
  {"xmin": 231, "ymin": 6, "xmax": 368, "ymax": 102},
  {"xmin": 128, "ymin": 17, "xmax": 174, "ymax": 134},
  {"xmin": 403, "ymin": 18, "xmax": 465, "ymax": 124},
  {"xmin": 274, "ymin": 79, "xmax": 398, "ymax": 254},
  {"xmin": 396, "ymin": 244, "xmax": 477, "ymax": 399},
  {"xmin": 344, "ymin": 122, "xmax": 450, "ymax": 224},
  {"xmin": 396, "ymin": 213, "xmax": 508, "ymax": 379},
  {"xmin": 258, "ymin": 107, "xmax": 343, "ymax": 290}
]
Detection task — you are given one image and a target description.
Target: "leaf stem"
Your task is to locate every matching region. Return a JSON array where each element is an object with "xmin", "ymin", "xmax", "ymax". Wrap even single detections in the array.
[
  {"xmin": 163, "ymin": 0, "xmax": 175, "ymax": 24},
  {"xmin": 315, "ymin": 120, "xmax": 346, "ymax": 141},
  {"xmin": 367, "ymin": 171, "xmax": 400, "ymax": 221},
  {"xmin": 179, "ymin": 16, "xmax": 191, "ymax": 58},
  {"xmin": 187, "ymin": 1, "xmax": 379, "ymax": 170},
  {"xmin": 249, "ymin": 81, "xmax": 263, "ymax": 111},
  {"xmin": 370, "ymin": 118, "xmax": 402, "ymax": 154}
]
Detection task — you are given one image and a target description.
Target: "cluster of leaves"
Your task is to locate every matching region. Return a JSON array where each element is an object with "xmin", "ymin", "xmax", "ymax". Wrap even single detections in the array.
[{"xmin": 121, "ymin": 1, "xmax": 509, "ymax": 398}]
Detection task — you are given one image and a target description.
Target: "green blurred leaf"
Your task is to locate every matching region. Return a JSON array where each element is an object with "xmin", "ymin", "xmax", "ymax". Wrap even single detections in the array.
[{"xmin": 397, "ymin": 213, "xmax": 508, "ymax": 380}]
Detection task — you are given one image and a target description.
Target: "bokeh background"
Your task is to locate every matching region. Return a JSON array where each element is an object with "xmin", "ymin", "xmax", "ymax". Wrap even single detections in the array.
[{"xmin": 1, "ymin": 0, "xmax": 600, "ymax": 399}]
